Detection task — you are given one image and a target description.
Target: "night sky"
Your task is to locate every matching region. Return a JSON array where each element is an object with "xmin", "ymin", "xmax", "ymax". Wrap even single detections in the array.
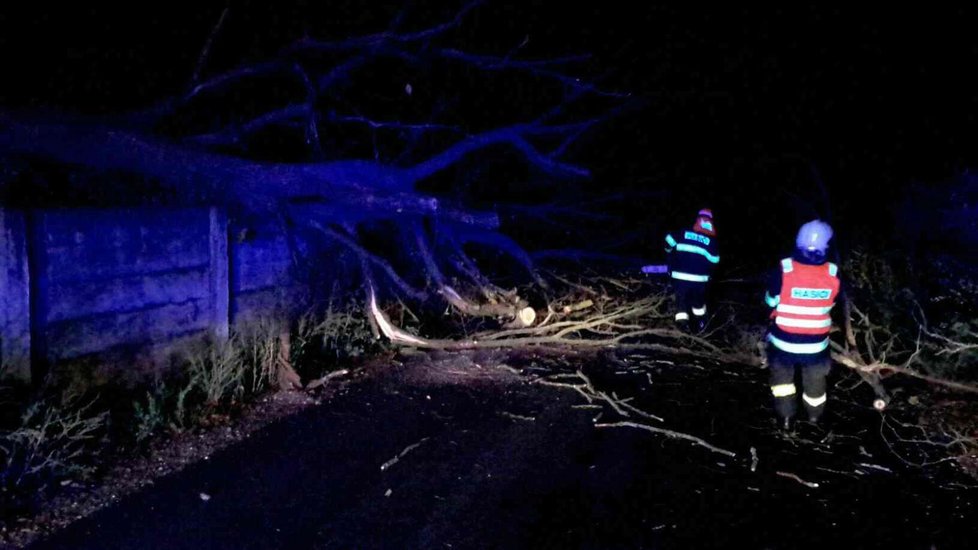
[{"xmin": 3, "ymin": 2, "xmax": 977, "ymax": 264}]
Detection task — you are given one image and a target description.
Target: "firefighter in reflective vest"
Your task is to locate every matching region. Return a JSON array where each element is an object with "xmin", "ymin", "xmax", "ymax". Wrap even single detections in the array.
[
  {"xmin": 664, "ymin": 208, "xmax": 720, "ymax": 333},
  {"xmin": 764, "ymin": 220, "xmax": 840, "ymax": 431}
]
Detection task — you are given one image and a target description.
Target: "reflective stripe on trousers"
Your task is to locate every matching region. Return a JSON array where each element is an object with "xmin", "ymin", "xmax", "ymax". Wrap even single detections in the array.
[
  {"xmin": 767, "ymin": 334, "xmax": 829, "ymax": 354},
  {"xmin": 803, "ymin": 393, "xmax": 827, "ymax": 407},
  {"xmin": 671, "ymin": 271, "xmax": 710, "ymax": 282}
]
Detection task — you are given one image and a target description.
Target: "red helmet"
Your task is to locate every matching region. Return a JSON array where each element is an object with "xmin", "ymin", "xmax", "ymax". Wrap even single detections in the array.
[{"xmin": 694, "ymin": 208, "xmax": 715, "ymax": 236}]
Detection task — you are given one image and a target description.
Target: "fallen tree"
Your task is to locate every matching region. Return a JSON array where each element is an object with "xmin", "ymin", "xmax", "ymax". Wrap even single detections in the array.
[
  {"xmin": 0, "ymin": 1, "xmax": 631, "ymax": 328},
  {"xmin": 367, "ymin": 275, "xmax": 730, "ymax": 361}
]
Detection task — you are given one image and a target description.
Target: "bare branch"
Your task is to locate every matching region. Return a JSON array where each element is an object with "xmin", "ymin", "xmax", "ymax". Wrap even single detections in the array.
[
  {"xmin": 288, "ymin": 0, "xmax": 486, "ymax": 54},
  {"xmin": 184, "ymin": 104, "xmax": 311, "ymax": 147},
  {"xmin": 923, "ymin": 327, "xmax": 978, "ymax": 356},
  {"xmin": 407, "ymin": 124, "xmax": 591, "ymax": 182},
  {"xmin": 328, "ymin": 114, "xmax": 461, "ymax": 133},
  {"xmin": 310, "ymin": 222, "xmax": 426, "ymax": 301},
  {"xmin": 291, "ymin": 199, "xmax": 499, "ymax": 231},
  {"xmin": 596, "ymin": 422, "xmax": 736, "ymax": 458},
  {"xmin": 191, "ymin": 6, "xmax": 231, "ymax": 86},
  {"xmin": 831, "ymin": 303, "xmax": 978, "ymax": 395},
  {"xmin": 436, "ymin": 49, "xmax": 626, "ymax": 98},
  {"xmin": 775, "ymin": 471, "xmax": 820, "ymax": 489},
  {"xmin": 186, "ymin": 61, "xmax": 291, "ymax": 102}
]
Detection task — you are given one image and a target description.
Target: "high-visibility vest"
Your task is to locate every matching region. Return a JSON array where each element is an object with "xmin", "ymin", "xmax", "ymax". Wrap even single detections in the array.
[{"xmin": 774, "ymin": 258, "xmax": 840, "ymax": 336}]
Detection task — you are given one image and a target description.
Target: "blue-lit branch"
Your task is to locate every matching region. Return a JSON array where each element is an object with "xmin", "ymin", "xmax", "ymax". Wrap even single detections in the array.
[
  {"xmin": 407, "ymin": 124, "xmax": 592, "ymax": 180},
  {"xmin": 174, "ymin": 1, "xmax": 487, "ymax": 110},
  {"xmin": 288, "ymin": 1, "xmax": 487, "ymax": 54},
  {"xmin": 435, "ymin": 49, "xmax": 625, "ymax": 99},
  {"xmin": 0, "ymin": 114, "xmax": 592, "ymax": 198},
  {"xmin": 182, "ymin": 104, "xmax": 313, "ymax": 147},
  {"xmin": 183, "ymin": 107, "xmax": 463, "ymax": 148},
  {"xmin": 289, "ymin": 199, "xmax": 498, "ymax": 231},
  {"xmin": 441, "ymin": 222, "xmax": 548, "ymax": 290},
  {"xmin": 161, "ymin": 2, "xmax": 620, "ymax": 127},
  {"xmin": 308, "ymin": 221, "xmax": 427, "ymax": 302}
]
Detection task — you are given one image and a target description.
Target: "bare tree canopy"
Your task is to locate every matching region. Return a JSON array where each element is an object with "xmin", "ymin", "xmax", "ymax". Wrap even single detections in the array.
[{"xmin": 0, "ymin": 1, "xmax": 633, "ymax": 322}]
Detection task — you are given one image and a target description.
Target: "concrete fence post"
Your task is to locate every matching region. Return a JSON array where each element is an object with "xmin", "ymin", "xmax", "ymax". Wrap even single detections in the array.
[
  {"xmin": 209, "ymin": 207, "xmax": 230, "ymax": 341},
  {"xmin": 0, "ymin": 209, "xmax": 32, "ymax": 382}
]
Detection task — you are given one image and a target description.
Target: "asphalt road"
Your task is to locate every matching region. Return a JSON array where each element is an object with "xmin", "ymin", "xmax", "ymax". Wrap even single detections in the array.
[{"xmin": 27, "ymin": 354, "xmax": 978, "ymax": 549}]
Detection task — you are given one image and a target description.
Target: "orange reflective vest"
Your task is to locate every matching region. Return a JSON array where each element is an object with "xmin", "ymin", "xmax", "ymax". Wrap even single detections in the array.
[{"xmin": 773, "ymin": 258, "xmax": 840, "ymax": 336}]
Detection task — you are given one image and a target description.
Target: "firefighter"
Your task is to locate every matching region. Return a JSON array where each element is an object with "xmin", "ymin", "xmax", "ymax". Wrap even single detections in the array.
[
  {"xmin": 663, "ymin": 208, "xmax": 720, "ymax": 333},
  {"xmin": 764, "ymin": 219, "xmax": 841, "ymax": 431}
]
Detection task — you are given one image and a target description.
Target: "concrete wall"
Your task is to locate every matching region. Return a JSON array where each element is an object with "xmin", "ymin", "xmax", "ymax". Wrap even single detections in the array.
[
  {"xmin": 0, "ymin": 210, "xmax": 32, "ymax": 380},
  {"xmin": 0, "ymin": 206, "xmax": 300, "ymax": 383},
  {"xmin": 231, "ymin": 217, "xmax": 297, "ymax": 325}
]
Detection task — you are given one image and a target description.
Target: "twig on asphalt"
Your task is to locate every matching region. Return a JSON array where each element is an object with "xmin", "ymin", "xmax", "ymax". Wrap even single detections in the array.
[
  {"xmin": 595, "ymin": 421, "xmax": 736, "ymax": 458},
  {"xmin": 501, "ymin": 411, "xmax": 536, "ymax": 422},
  {"xmin": 776, "ymin": 471, "xmax": 819, "ymax": 488},
  {"xmin": 381, "ymin": 437, "xmax": 431, "ymax": 471},
  {"xmin": 306, "ymin": 369, "xmax": 350, "ymax": 390},
  {"xmin": 856, "ymin": 463, "xmax": 893, "ymax": 474}
]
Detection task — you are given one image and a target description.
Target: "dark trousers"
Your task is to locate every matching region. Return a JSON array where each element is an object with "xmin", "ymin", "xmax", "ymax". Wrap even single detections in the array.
[
  {"xmin": 768, "ymin": 352, "xmax": 831, "ymax": 422},
  {"xmin": 672, "ymin": 280, "xmax": 707, "ymax": 322}
]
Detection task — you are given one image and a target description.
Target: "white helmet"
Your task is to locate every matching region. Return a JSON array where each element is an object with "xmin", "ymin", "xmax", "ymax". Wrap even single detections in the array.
[{"xmin": 796, "ymin": 220, "xmax": 833, "ymax": 253}]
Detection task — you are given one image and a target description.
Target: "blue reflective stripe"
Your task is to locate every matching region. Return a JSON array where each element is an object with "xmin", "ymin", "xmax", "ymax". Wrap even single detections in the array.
[
  {"xmin": 828, "ymin": 262, "xmax": 838, "ymax": 277},
  {"xmin": 665, "ymin": 234, "xmax": 678, "ymax": 247},
  {"xmin": 671, "ymin": 271, "xmax": 710, "ymax": 282},
  {"xmin": 767, "ymin": 334, "xmax": 829, "ymax": 354},
  {"xmin": 781, "ymin": 258, "xmax": 793, "ymax": 273},
  {"xmin": 765, "ymin": 292, "xmax": 780, "ymax": 308},
  {"xmin": 675, "ymin": 243, "xmax": 720, "ymax": 264}
]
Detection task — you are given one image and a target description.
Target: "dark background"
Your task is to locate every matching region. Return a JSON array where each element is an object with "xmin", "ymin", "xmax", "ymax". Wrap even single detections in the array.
[{"xmin": 2, "ymin": 1, "xmax": 976, "ymax": 271}]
